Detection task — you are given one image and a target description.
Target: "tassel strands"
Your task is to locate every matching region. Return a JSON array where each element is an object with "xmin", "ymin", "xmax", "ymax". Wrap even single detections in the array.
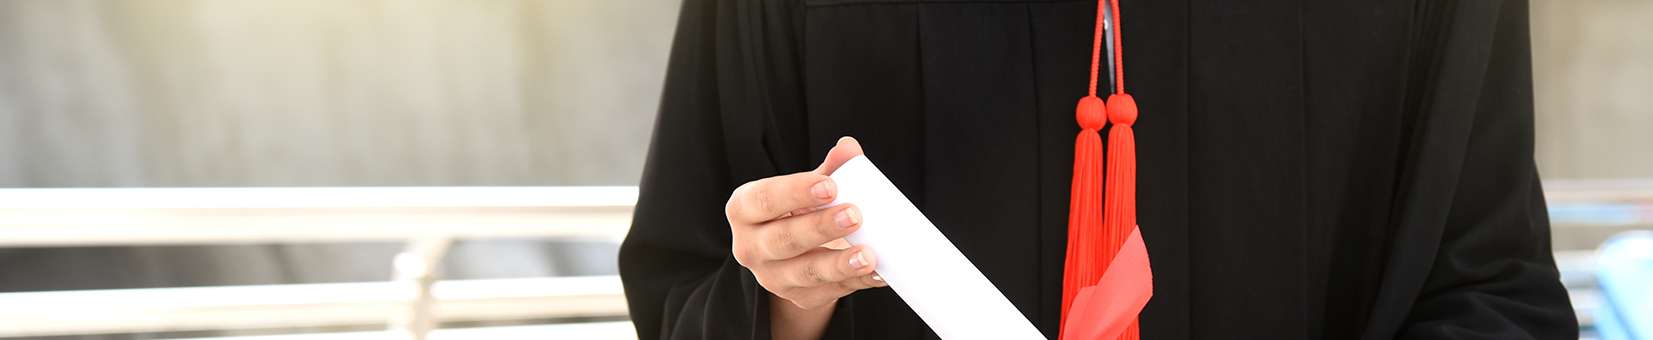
[
  {"xmin": 1100, "ymin": 92, "xmax": 1140, "ymax": 340},
  {"xmin": 1060, "ymin": 0, "xmax": 1149, "ymax": 339},
  {"xmin": 1061, "ymin": 95, "xmax": 1108, "ymax": 335}
]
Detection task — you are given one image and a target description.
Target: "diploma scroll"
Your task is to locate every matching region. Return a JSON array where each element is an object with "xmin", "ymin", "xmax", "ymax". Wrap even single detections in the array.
[{"xmin": 828, "ymin": 155, "xmax": 1046, "ymax": 340}]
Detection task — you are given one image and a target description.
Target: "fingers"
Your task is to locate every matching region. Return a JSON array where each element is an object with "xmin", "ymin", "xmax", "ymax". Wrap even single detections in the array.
[
  {"xmin": 726, "ymin": 172, "xmax": 835, "ymax": 224},
  {"xmin": 839, "ymin": 272, "xmax": 888, "ymax": 291},
  {"xmin": 754, "ymin": 205, "xmax": 861, "ymax": 260},
  {"xmin": 777, "ymin": 272, "xmax": 888, "ymax": 310},
  {"xmin": 725, "ymin": 136, "xmax": 863, "ymax": 225},
  {"xmin": 775, "ymin": 246, "xmax": 878, "ymax": 289},
  {"xmin": 731, "ymin": 135, "xmax": 887, "ymax": 311},
  {"xmin": 771, "ymin": 247, "xmax": 887, "ymax": 310},
  {"xmin": 814, "ymin": 136, "xmax": 866, "ymax": 175}
]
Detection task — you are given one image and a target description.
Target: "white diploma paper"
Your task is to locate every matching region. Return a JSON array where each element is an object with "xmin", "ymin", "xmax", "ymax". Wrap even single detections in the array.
[{"xmin": 828, "ymin": 155, "xmax": 1046, "ymax": 340}]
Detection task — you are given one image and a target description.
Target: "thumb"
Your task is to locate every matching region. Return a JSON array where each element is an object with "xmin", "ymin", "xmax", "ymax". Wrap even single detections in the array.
[{"xmin": 813, "ymin": 136, "xmax": 865, "ymax": 175}]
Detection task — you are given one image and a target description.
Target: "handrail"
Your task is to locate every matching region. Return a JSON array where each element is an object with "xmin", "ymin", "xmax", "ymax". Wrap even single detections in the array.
[
  {"xmin": 0, "ymin": 182, "xmax": 1646, "ymax": 247},
  {"xmin": 0, "ymin": 187, "xmax": 639, "ymax": 209},
  {"xmin": 1545, "ymin": 180, "xmax": 1653, "ymax": 228},
  {"xmin": 0, "ymin": 187, "xmax": 636, "ymax": 246},
  {"xmin": 1544, "ymin": 179, "xmax": 1653, "ymax": 204},
  {"xmin": 181, "ymin": 322, "xmax": 638, "ymax": 340},
  {"xmin": 0, "ymin": 276, "xmax": 627, "ymax": 338}
]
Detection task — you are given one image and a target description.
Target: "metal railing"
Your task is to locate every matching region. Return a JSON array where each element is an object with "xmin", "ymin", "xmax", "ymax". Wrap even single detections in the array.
[
  {"xmin": 0, "ymin": 187, "xmax": 638, "ymax": 339},
  {"xmin": 0, "ymin": 277, "xmax": 625, "ymax": 338},
  {"xmin": 0, "ymin": 187, "xmax": 635, "ymax": 246},
  {"xmin": 0, "ymin": 180, "xmax": 1646, "ymax": 339}
]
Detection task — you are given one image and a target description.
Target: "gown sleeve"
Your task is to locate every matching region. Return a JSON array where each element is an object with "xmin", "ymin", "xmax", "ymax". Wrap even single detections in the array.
[
  {"xmin": 1396, "ymin": 1, "xmax": 1579, "ymax": 338},
  {"xmin": 618, "ymin": 0, "xmax": 815, "ymax": 339}
]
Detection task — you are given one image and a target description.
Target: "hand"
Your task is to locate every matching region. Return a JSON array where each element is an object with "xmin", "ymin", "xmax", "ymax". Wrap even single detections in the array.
[{"xmin": 727, "ymin": 137, "xmax": 887, "ymax": 312}]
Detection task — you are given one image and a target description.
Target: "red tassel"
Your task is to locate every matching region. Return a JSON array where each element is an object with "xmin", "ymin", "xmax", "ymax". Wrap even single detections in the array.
[
  {"xmin": 1061, "ymin": 95, "xmax": 1108, "ymax": 334},
  {"xmin": 1062, "ymin": 0, "xmax": 1149, "ymax": 339},
  {"xmin": 1102, "ymin": 93, "xmax": 1140, "ymax": 340}
]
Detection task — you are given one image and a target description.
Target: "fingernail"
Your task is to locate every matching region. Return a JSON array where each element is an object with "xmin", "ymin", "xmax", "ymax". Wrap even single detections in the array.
[
  {"xmin": 848, "ymin": 252, "xmax": 867, "ymax": 269},
  {"xmin": 835, "ymin": 207, "xmax": 860, "ymax": 229},
  {"xmin": 872, "ymin": 275, "xmax": 883, "ymax": 282},
  {"xmin": 812, "ymin": 179, "xmax": 835, "ymax": 199}
]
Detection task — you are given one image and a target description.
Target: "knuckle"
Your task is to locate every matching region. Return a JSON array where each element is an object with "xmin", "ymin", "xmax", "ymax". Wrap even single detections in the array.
[
  {"xmin": 751, "ymin": 185, "xmax": 775, "ymax": 217},
  {"xmin": 731, "ymin": 244, "xmax": 754, "ymax": 267},
  {"xmin": 730, "ymin": 232, "xmax": 764, "ymax": 268},
  {"xmin": 732, "ymin": 183, "xmax": 779, "ymax": 221},
  {"xmin": 801, "ymin": 261, "xmax": 830, "ymax": 285},
  {"xmin": 725, "ymin": 180, "xmax": 758, "ymax": 220},
  {"xmin": 766, "ymin": 229, "xmax": 800, "ymax": 258},
  {"xmin": 723, "ymin": 198, "xmax": 740, "ymax": 221},
  {"xmin": 816, "ymin": 209, "xmax": 843, "ymax": 236},
  {"xmin": 753, "ymin": 274, "xmax": 782, "ymax": 293}
]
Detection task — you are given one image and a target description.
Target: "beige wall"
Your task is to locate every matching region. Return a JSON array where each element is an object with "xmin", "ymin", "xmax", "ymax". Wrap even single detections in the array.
[
  {"xmin": 1, "ymin": 1, "xmax": 1649, "ymax": 187},
  {"xmin": 0, "ymin": 0, "xmax": 677, "ymax": 187},
  {"xmin": 0, "ymin": 0, "xmax": 677, "ymax": 296},
  {"xmin": 1531, "ymin": 1, "xmax": 1653, "ymax": 179}
]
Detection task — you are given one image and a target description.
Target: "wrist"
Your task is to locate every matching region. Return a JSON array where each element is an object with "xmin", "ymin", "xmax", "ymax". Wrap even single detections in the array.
[{"xmin": 769, "ymin": 293, "xmax": 837, "ymax": 340}]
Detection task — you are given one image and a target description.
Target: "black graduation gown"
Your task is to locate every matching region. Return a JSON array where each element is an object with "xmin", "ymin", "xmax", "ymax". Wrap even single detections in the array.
[{"xmin": 618, "ymin": 0, "xmax": 1578, "ymax": 339}]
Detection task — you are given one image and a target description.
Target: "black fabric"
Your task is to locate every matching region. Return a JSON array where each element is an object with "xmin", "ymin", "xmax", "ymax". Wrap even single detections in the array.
[{"xmin": 618, "ymin": 0, "xmax": 1578, "ymax": 339}]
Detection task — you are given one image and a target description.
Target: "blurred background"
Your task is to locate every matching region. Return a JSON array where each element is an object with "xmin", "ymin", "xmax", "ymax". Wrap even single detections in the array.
[{"xmin": 0, "ymin": 1, "xmax": 1648, "ymax": 339}]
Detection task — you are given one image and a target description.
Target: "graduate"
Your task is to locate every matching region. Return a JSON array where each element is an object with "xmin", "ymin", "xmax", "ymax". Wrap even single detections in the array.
[{"xmin": 619, "ymin": 0, "xmax": 1579, "ymax": 339}]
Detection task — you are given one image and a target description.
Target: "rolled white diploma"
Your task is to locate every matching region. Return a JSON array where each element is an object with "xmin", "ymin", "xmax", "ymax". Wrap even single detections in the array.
[{"xmin": 826, "ymin": 155, "xmax": 1046, "ymax": 340}]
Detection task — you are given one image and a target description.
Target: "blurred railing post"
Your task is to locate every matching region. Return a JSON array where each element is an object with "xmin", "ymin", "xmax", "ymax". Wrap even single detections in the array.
[{"xmin": 390, "ymin": 237, "xmax": 454, "ymax": 340}]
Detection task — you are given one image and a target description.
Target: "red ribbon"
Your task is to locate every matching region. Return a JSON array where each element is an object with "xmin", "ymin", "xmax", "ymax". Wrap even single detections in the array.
[{"xmin": 1062, "ymin": 228, "xmax": 1153, "ymax": 339}]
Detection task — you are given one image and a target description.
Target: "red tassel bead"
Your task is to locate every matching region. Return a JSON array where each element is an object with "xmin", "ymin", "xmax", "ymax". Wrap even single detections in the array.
[
  {"xmin": 1077, "ymin": 95, "xmax": 1107, "ymax": 130},
  {"xmin": 1106, "ymin": 93, "xmax": 1136, "ymax": 126}
]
